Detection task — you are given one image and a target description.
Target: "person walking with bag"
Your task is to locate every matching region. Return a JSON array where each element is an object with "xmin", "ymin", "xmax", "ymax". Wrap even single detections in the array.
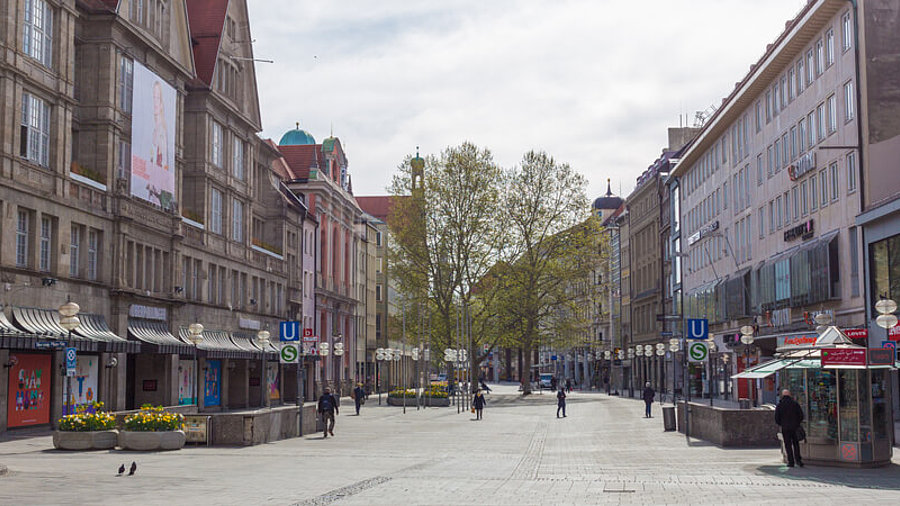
[
  {"xmin": 774, "ymin": 389, "xmax": 805, "ymax": 467},
  {"xmin": 556, "ymin": 388, "xmax": 567, "ymax": 418},
  {"xmin": 318, "ymin": 387, "xmax": 339, "ymax": 438},
  {"xmin": 472, "ymin": 390, "xmax": 486, "ymax": 420},
  {"xmin": 352, "ymin": 383, "xmax": 365, "ymax": 415},
  {"xmin": 642, "ymin": 382, "xmax": 655, "ymax": 418}
]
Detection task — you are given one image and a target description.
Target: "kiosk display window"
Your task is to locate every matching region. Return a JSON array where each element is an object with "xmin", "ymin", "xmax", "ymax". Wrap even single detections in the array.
[
  {"xmin": 838, "ymin": 369, "xmax": 860, "ymax": 442},
  {"xmin": 872, "ymin": 369, "xmax": 892, "ymax": 441},
  {"xmin": 807, "ymin": 369, "xmax": 837, "ymax": 440}
]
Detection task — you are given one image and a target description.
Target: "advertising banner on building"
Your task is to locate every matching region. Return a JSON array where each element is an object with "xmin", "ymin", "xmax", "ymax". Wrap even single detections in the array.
[
  {"xmin": 204, "ymin": 360, "xmax": 221, "ymax": 406},
  {"xmin": 178, "ymin": 360, "xmax": 195, "ymax": 405},
  {"xmin": 131, "ymin": 62, "xmax": 176, "ymax": 209},
  {"xmin": 65, "ymin": 355, "xmax": 98, "ymax": 415},
  {"xmin": 267, "ymin": 363, "xmax": 280, "ymax": 400},
  {"xmin": 7, "ymin": 353, "xmax": 51, "ymax": 428}
]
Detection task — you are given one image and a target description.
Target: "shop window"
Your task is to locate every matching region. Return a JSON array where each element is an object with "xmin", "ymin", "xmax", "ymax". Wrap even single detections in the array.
[{"xmin": 807, "ymin": 369, "xmax": 837, "ymax": 440}]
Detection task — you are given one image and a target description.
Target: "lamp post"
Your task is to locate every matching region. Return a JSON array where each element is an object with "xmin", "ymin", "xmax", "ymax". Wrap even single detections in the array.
[
  {"xmin": 875, "ymin": 298, "xmax": 898, "ymax": 345},
  {"xmin": 655, "ymin": 344, "xmax": 666, "ymax": 402},
  {"xmin": 706, "ymin": 337, "xmax": 717, "ymax": 406},
  {"xmin": 318, "ymin": 341, "xmax": 330, "ymax": 397},
  {"xmin": 256, "ymin": 329, "xmax": 271, "ymax": 409},
  {"xmin": 58, "ymin": 299, "xmax": 80, "ymax": 416},
  {"xmin": 627, "ymin": 347, "xmax": 635, "ymax": 397},
  {"xmin": 187, "ymin": 323, "xmax": 204, "ymax": 412},
  {"xmin": 334, "ymin": 336, "xmax": 344, "ymax": 396},
  {"xmin": 375, "ymin": 347, "xmax": 385, "ymax": 405},
  {"xmin": 668, "ymin": 338, "xmax": 680, "ymax": 406},
  {"xmin": 740, "ymin": 325, "xmax": 756, "ymax": 407}
]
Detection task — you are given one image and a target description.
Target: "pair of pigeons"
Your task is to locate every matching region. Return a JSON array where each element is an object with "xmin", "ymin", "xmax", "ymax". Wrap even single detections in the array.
[{"xmin": 117, "ymin": 462, "xmax": 137, "ymax": 476}]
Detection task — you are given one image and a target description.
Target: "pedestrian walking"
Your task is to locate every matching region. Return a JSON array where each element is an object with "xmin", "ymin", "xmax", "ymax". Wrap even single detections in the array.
[
  {"xmin": 556, "ymin": 388, "xmax": 567, "ymax": 418},
  {"xmin": 774, "ymin": 389, "xmax": 805, "ymax": 467},
  {"xmin": 352, "ymin": 383, "xmax": 365, "ymax": 415},
  {"xmin": 473, "ymin": 389, "xmax": 486, "ymax": 420},
  {"xmin": 317, "ymin": 387, "xmax": 339, "ymax": 438},
  {"xmin": 565, "ymin": 378, "xmax": 572, "ymax": 394},
  {"xmin": 642, "ymin": 382, "xmax": 655, "ymax": 418},
  {"xmin": 603, "ymin": 375, "xmax": 610, "ymax": 395}
]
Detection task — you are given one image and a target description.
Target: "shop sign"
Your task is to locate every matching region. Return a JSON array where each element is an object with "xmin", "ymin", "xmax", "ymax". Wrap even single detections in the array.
[
  {"xmin": 842, "ymin": 328, "xmax": 868, "ymax": 344},
  {"xmin": 34, "ymin": 341, "xmax": 66, "ymax": 350},
  {"xmin": 778, "ymin": 334, "xmax": 817, "ymax": 348},
  {"xmin": 129, "ymin": 304, "xmax": 167, "ymax": 320},
  {"xmin": 239, "ymin": 318, "xmax": 260, "ymax": 330},
  {"xmin": 889, "ymin": 324, "xmax": 900, "ymax": 340},
  {"xmin": 788, "ymin": 151, "xmax": 816, "ymax": 181},
  {"xmin": 770, "ymin": 308, "xmax": 792, "ymax": 328},
  {"xmin": 821, "ymin": 348, "xmax": 866, "ymax": 367},
  {"xmin": 868, "ymin": 348, "xmax": 894, "ymax": 366},
  {"xmin": 7, "ymin": 353, "xmax": 51, "ymax": 428},
  {"xmin": 784, "ymin": 220, "xmax": 814, "ymax": 242},
  {"xmin": 688, "ymin": 221, "xmax": 719, "ymax": 246}
]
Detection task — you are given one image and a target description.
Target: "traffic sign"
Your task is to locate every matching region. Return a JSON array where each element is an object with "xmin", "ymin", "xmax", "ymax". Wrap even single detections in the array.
[
  {"xmin": 279, "ymin": 321, "xmax": 300, "ymax": 342},
  {"xmin": 687, "ymin": 341, "xmax": 708, "ymax": 362},
  {"xmin": 303, "ymin": 328, "xmax": 314, "ymax": 338},
  {"xmin": 882, "ymin": 340, "xmax": 896, "ymax": 354},
  {"xmin": 687, "ymin": 319, "xmax": 709, "ymax": 340},
  {"xmin": 302, "ymin": 334, "xmax": 319, "ymax": 343},
  {"xmin": 65, "ymin": 347, "xmax": 77, "ymax": 376},
  {"xmin": 279, "ymin": 343, "xmax": 299, "ymax": 364},
  {"xmin": 660, "ymin": 331, "xmax": 674, "ymax": 338}
]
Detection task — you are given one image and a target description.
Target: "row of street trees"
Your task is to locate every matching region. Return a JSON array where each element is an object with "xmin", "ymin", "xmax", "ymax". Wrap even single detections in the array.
[{"xmin": 388, "ymin": 142, "xmax": 608, "ymax": 394}]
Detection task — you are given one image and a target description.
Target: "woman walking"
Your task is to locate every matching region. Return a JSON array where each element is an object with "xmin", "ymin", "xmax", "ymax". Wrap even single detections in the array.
[
  {"xmin": 473, "ymin": 390, "xmax": 486, "ymax": 420},
  {"xmin": 557, "ymin": 388, "xmax": 567, "ymax": 418}
]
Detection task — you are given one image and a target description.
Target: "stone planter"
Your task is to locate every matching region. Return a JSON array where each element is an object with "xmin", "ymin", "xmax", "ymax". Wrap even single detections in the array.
[
  {"xmin": 53, "ymin": 430, "xmax": 119, "ymax": 451},
  {"xmin": 118, "ymin": 430, "xmax": 186, "ymax": 451},
  {"xmin": 387, "ymin": 397, "xmax": 450, "ymax": 407}
]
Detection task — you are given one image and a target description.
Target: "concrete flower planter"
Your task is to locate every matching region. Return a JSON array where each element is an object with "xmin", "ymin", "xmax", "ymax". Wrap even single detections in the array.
[
  {"xmin": 118, "ymin": 430, "xmax": 186, "ymax": 451},
  {"xmin": 387, "ymin": 397, "xmax": 450, "ymax": 407},
  {"xmin": 53, "ymin": 430, "xmax": 119, "ymax": 451}
]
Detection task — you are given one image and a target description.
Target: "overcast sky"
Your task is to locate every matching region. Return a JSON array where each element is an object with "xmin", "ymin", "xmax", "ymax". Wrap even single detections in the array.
[{"xmin": 247, "ymin": 0, "xmax": 807, "ymax": 201}]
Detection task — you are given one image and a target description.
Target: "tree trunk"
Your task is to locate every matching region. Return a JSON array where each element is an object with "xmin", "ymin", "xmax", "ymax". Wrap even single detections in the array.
[{"xmin": 521, "ymin": 345, "xmax": 533, "ymax": 395}]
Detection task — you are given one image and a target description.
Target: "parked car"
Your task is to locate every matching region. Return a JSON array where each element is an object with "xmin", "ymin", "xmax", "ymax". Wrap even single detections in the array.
[{"xmin": 539, "ymin": 373, "xmax": 553, "ymax": 389}]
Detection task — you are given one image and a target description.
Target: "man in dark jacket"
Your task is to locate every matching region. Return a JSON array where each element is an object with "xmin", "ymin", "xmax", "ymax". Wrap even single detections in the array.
[
  {"xmin": 352, "ymin": 383, "xmax": 365, "ymax": 415},
  {"xmin": 556, "ymin": 389, "xmax": 567, "ymax": 418},
  {"xmin": 774, "ymin": 389, "xmax": 804, "ymax": 467},
  {"xmin": 642, "ymin": 382, "xmax": 655, "ymax": 418},
  {"xmin": 472, "ymin": 390, "xmax": 486, "ymax": 420},
  {"xmin": 318, "ymin": 387, "xmax": 339, "ymax": 438}
]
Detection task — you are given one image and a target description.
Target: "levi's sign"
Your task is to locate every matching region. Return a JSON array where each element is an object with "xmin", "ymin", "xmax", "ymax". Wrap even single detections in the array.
[
  {"xmin": 788, "ymin": 151, "xmax": 816, "ymax": 181},
  {"xmin": 821, "ymin": 348, "xmax": 866, "ymax": 367}
]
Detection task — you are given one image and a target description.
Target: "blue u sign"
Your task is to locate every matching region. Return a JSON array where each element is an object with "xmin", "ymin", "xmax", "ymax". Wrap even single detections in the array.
[
  {"xmin": 280, "ymin": 321, "xmax": 300, "ymax": 342},
  {"xmin": 687, "ymin": 319, "xmax": 708, "ymax": 340}
]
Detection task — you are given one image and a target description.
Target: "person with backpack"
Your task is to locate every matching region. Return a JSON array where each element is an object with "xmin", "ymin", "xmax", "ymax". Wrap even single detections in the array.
[
  {"xmin": 642, "ymin": 382, "xmax": 655, "ymax": 418},
  {"xmin": 317, "ymin": 387, "xmax": 339, "ymax": 438}
]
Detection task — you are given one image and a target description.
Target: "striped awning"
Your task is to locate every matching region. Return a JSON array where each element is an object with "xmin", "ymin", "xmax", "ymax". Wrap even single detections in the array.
[
  {"xmin": 128, "ymin": 319, "xmax": 192, "ymax": 355},
  {"xmin": 8, "ymin": 307, "xmax": 99, "ymax": 352},
  {"xmin": 179, "ymin": 328, "xmax": 252, "ymax": 359},
  {"xmin": 75, "ymin": 314, "xmax": 139, "ymax": 353},
  {"xmin": 232, "ymin": 332, "xmax": 278, "ymax": 359}
]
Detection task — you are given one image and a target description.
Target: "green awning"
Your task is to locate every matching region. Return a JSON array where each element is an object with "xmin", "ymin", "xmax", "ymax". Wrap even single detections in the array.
[{"xmin": 732, "ymin": 358, "xmax": 820, "ymax": 379}]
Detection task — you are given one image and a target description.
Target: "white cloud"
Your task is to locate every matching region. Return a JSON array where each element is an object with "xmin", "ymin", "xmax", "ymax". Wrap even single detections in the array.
[{"xmin": 248, "ymin": 0, "xmax": 807, "ymax": 199}]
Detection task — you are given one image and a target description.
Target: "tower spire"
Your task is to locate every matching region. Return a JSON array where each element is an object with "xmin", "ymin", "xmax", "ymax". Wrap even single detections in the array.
[{"xmin": 606, "ymin": 178, "xmax": 613, "ymax": 197}]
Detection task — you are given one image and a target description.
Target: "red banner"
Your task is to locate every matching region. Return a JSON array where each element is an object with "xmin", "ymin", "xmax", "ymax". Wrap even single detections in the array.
[
  {"xmin": 821, "ymin": 348, "xmax": 866, "ymax": 367},
  {"xmin": 842, "ymin": 328, "xmax": 868, "ymax": 342},
  {"xmin": 7, "ymin": 353, "xmax": 52, "ymax": 428}
]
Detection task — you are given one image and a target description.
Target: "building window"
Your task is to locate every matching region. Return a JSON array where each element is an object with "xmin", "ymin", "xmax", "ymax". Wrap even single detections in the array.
[
  {"xmin": 807, "ymin": 111, "xmax": 816, "ymax": 147},
  {"xmin": 816, "ymin": 104, "xmax": 826, "ymax": 142},
  {"xmin": 232, "ymin": 199, "xmax": 244, "ymax": 242},
  {"xmin": 825, "ymin": 29, "xmax": 835, "ymax": 67},
  {"xmin": 788, "ymin": 67, "xmax": 796, "ymax": 102},
  {"xmin": 768, "ymin": 201, "xmax": 774, "ymax": 234},
  {"xmin": 841, "ymin": 11, "xmax": 853, "ymax": 52},
  {"xmin": 843, "ymin": 80, "xmax": 855, "ymax": 121},
  {"xmin": 792, "ymin": 187, "xmax": 799, "ymax": 223},
  {"xmin": 211, "ymin": 121, "xmax": 224, "ymax": 167},
  {"xmin": 783, "ymin": 191, "xmax": 791, "ymax": 226},
  {"xmin": 797, "ymin": 59, "xmax": 805, "ymax": 92},
  {"xmin": 776, "ymin": 196, "xmax": 783, "ymax": 229},
  {"xmin": 829, "ymin": 162, "xmax": 839, "ymax": 201},
  {"xmin": 16, "ymin": 211, "xmax": 31, "ymax": 268},
  {"xmin": 87, "ymin": 229, "xmax": 99, "ymax": 281},
  {"xmin": 232, "ymin": 137, "xmax": 244, "ymax": 180},
  {"xmin": 756, "ymin": 154, "xmax": 763, "ymax": 186},
  {"xmin": 755, "ymin": 101, "xmax": 762, "ymax": 132},
  {"xmin": 117, "ymin": 140, "xmax": 131, "ymax": 180},
  {"xmin": 819, "ymin": 169, "xmax": 829, "ymax": 207},
  {"xmin": 20, "ymin": 92, "xmax": 50, "ymax": 166},
  {"xmin": 376, "ymin": 284, "xmax": 382, "ymax": 302},
  {"xmin": 23, "ymin": 0, "xmax": 53, "ymax": 68},
  {"xmin": 815, "ymin": 39, "xmax": 824, "ymax": 76},
  {"xmin": 827, "ymin": 94, "xmax": 837, "ymax": 134},
  {"xmin": 806, "ymin": 49, "xmax": 815, "ymax": 84},
  {"xmin": 759, "ymin": 208, "xmax": 765, "ymax": 239},
  {"xmin": 849, "ymin": 226, "xmax": 859, "ymax": 297},
  {"xmin": 376, "ymin": 231, "xmax": 382, "ymax": 246},
  {"xmin": 765, "ymin": 91, "xmax": 772, "ymax": 123},
  {"xmin": 847, "ymin": 151, "xmax": 857, "ymax": 193},
  {"xmin": 210, "ymin": 187, "xmax": 223, "ymax": 234},
  {"xmin": 789, "ymin": 126, "xmax": 797, "ymax": 161},
  {"xmin": 810, "ymin": 174, "xmax": 818, "ymax": 210},
  {"xmin": 774, "ymin": 139, "xmax": 781, "ymax": 171},
  {"xmin": 39, "ymin": 216, "xmax": 52, "ymax": 272},
  {"xmin": 70, "ymin": 224, "xmax": 81, "ymax": 278},
  {"xmin": 801, "ymin": 180, "xmax": 809, "ymax": 216},
  {"xmin": 798, "ymin": 119, "xmax": 807, "ymax": 153},
  {"xmin": 119, "ymin": 55, "xmax": 134, "ymax": 114}
]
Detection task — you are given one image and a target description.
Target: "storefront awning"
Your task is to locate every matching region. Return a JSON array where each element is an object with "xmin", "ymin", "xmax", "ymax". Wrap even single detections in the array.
[
  {"xmin": 732, "ymin": 358, "xmax": 820, "ymax": 379},
  {"xmin": 9, "ymin": 307, "xmax": 100, "ymax": 352},
  {"xmin": 128, "ymin": 319, "xmax": 193, "ymax": 355},
  {"xmin": 74, "ymin": 314, "xmax": 140, "ymax": 353},
  {"xmin": 231, "ymin": 332, "xmax": 278, "ymax": 358},
  {"xmin": 179, "ymin": 328, "xmax": 253, "ymax": 359}
]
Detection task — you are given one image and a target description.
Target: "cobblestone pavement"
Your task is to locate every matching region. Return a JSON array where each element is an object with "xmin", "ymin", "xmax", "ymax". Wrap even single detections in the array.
[{"xmin": 2, "ymin": 385, "xmax": 900, "ymax": 505}]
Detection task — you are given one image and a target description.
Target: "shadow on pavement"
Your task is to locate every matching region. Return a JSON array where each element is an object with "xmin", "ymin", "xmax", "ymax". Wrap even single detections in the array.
[{"xmin": 756, "ymin": 463, "xmax": 900, "ymax": 490}]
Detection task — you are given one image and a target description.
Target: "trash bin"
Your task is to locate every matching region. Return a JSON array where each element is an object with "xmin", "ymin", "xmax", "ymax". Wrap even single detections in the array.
[
  {"xmin": 738, "ymin": 398, "xmax": 751, "ymax": 409},
  {"xmin": 662, "ymin": 406, "xmax": 676, "ymax": 432}
]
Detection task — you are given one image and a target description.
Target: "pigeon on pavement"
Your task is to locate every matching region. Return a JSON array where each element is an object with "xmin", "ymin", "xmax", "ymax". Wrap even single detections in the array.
[
  {"xmin": 117, "ymin": 464, "xmax": 125, "ymax": 476},
  {"xmin": 128, "ymin": 462, "xmax": 137, "ymax": 476}
]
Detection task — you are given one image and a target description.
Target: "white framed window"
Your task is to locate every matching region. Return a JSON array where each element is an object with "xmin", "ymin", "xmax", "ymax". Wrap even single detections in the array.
[
  {"xmin": 841, "ymin": 11, "xmax": 852, "ymax": 52},
  {"xmin": 232, "ymin": 137, "xmax": 244, "ymax": 180},
  {"xmin": 827, "ymin": 94, "xmax": 837, "ymax": 134},
  {"xmin": 815, "ymin": 39, "xmax": 824, "ymax": 76},
  {"xmin": 798, "ymin": 119, "xmax": 807, "ymax": 153},
  {"xmin": 23, "ymin": 0, "xmax": 53, "ymax": 68},
  {"xmin": 88, "ymin": 229, "xmax": 99, "ymax": 281},
  {"xmin": 40, "ymin": 216, "xmax": 52, "ymax": 272},
  {"xmin": 806, "ymin": 49, "xmax": 815, "ymax": 84},
  {"xmin": 16, "ymin": 210, "xmax": 30, "ymax": 268},
  {"xmin": 843, "ymin": 80, "xmax": 855, "ymax": 121},
  {"xmin": 376, "ymin": 231, "xmax": 382, "ymax": 246},
  {"xmin": 774, "ymin": 139, "xmax": 781, "ymax": 171},
  {"xmin": 810, "ymin": 174, "xmax": 818, "ymax": 210},
  {"xmin": 767, "ymin": 145, "xmax": 773, "ymax": 178},
  {"xmin": 232, "ymin": 199, "xmax": 244, "ymax": 242},
  {"xmin": 765, "ymin": 91, "xmax": 772, "ymax": 123},
  {"xmin": 70, "ymin": 224, "xmax": 81, "ymax": 278},
  {"xmin": 825, "ymin": 29, "xmax": 835, "ymax": 67},
  {"xmin": 847, "ymin": 152, "xmax": 857, "ymax": 193},
  {"xmin": 790, "ymin": 126, "xmax": 797, "ymax": 161},
  {"xmin": 797, "ymin": 59, "xmax": 805, "ymax": 93},
  {"xmin": 210, "ymin": 187, "xmax": 223, "ymax": 234},
  {"xmin": 776, "ymin": 196, "xmax": 783, "ymax": 229},
  {"xmin": 768, "ymin": 201, "xmax": 774, "ymax": 234},
  {"xmin": 119, "ymin": 55, "xmax": 134, "ymax": 113},
  {"xmin": 783, "ymin": 191, "xmax": 791, "ymax": 227},
  {"xmin": 801, "ymin": 180, "xmax": 808, "ymax": 216},
  {"xmin": 117, "ymin": 140, "xmax": 131, "ymax": 180},
  {"xmin": 376, "ymin": 284, "xmax": 382, "ymax": 302},
  {"xmin": 830, "ymin": 162, "xmax": 839, "ymax": 201},
  {"xmin": 759, "ymin": 208, "xmax": 765, "ymax": 239},
  {"xmin": 788, "ymin": 67, "xmax": 796, "ymax": 102},
  {"xmin": 816, "ymin": 103, "xmax": 826, "ymax": 141},
  {"xmin": 820, "ymin": 169, "xmax": 829, "ymax": 207},
  {"xmin": 792, "ymin": 187, "xmax": 799, "ymax": 223},
  {"xmin": 756, "ymin": 154, "xmax": 763, "ymax": 186},
  {"xmin": 20, "ymin": 92, "xmax": 50, "ymax": 166},
  {"xmin": 211, "ymin": 121, "xmax": 224, "ymax": 167}
]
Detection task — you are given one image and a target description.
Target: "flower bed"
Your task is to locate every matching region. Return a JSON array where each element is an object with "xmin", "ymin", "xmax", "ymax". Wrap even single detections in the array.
[
  {"xmin": 386, "ymin": 388, "xmax": 450, "ymax": 406},
  {"xmin": 54, "ymin": 402, "xmax": 118, "ymax": 450},
  {"xmin": 118, "ymin": 405, "xmax": 186, "ymax": 451}
]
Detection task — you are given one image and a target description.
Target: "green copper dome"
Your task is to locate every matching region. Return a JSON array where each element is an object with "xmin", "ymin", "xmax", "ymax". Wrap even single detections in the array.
[{"xmin": 279, "ymin": 124, "xmax": 316, "ymax": 146}]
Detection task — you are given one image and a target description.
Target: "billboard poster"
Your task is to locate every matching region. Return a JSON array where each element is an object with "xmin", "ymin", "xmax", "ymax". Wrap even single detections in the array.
[
  {"xmin": 267, "ymin": 363, "xmax": 280, "ymax": 400},
  {"xmin": 65, "ymin": 355, "xmax": 98, "ymax": 415},
  {"xmin": 7, "ymin": 353, "xmax": 51, "ymax": 428},
  {"xmin": 131, "ymin": 62, "xmax": 176, "ymax": 209},
  {"xmin": 204, "ymin": 360, "xmax": 221, "ymax": 406},
  {"xmin": 178, "ymin": 360, "xmax": 195, "ymax": 406}
]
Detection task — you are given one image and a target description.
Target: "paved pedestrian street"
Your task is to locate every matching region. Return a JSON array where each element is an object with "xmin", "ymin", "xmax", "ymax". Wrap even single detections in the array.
[{"xmin": 2, "ymin": 385, "xmax": 900, "ymax": 505}]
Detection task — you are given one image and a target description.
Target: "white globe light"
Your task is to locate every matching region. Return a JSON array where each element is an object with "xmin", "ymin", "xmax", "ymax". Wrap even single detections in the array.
[
  {"xmin": 644, "ymin": 345, "xmax": 653, "ymax": 354},
  {"xmin": 740, "ymin": 325, "xmax": 755, "ymax": 336},
  {"xmin": 875, "ymin": 298, "xmax": 898, "ymax": 315},
  {"xmin": 876, "ymin": 313, "xmax": 899, "ymax": 330},
  {"xmin": 656, "ymin": 343, "xmax": 666, "ymax": 351},
  {"xmin": 740, "ymin": 335, "xmax": 755, "ymax": 345},
  {"xmin": 635, "ymin": 347, "xmax": 644, "ymax": 356},
  {"xmin": 656, "ymin": 348, "xmax": 666, "ymax": 356}
]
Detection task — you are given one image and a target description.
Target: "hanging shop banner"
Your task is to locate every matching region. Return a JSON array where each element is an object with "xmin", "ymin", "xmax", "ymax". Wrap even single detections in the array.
[
  {"xmin": 130, "ymin": 61, "xmax": 176, "ymax": 209},
  {"xmin": 178, "ymin": 360, "xmax": 195, "ymax": 406},
  {"xmin": 64, "ymin": 355, "xmax": 99, "ymax": 415},
  {"xmin": 821, "ymin": 348, "xmax": 866, "ymax": 367},
  {"xmin": 267, "ymin": 363, "xmax": 280, "ymax": 400},
  {"xmin": 204, "ymin": 360, "xmax": 221, "ymax": 406},
  {"xmin": 7, "ymin": 353, "xmax": 51, "ymax": 428}
]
